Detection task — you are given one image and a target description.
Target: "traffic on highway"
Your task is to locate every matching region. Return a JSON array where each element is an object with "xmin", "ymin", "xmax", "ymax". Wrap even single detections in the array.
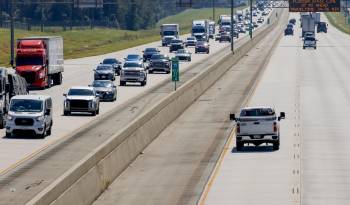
[{"xmin": 1, "ymin": 0, "xmax": 348, "ymax": 204}]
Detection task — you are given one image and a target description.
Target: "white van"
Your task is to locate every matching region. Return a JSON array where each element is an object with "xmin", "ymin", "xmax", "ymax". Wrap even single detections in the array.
[{"xmin": 6, "ymin": 95, "xmax": 53, "ymax": 138}]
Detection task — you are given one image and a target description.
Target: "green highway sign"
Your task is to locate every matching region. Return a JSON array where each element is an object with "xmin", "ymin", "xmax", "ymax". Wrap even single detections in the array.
[{"xmin": 171, "ymin": 58, "xmax": 179, "ymax": 82}]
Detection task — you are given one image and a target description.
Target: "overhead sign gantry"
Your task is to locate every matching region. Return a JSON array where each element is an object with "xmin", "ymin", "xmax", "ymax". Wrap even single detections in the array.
[{"xmin": 289, "ymin": 0, "xmax": 340, "ymax": 12}]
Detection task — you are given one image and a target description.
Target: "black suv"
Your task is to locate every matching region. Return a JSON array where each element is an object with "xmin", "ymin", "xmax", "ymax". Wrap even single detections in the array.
[
  {"xmin": 142, "ymin": 47, "xmax": 159, "ymax": 62},
  {"xmin": 317, "ymin": 22, "xmax": 327, "ymax": 33},
  {"xmin": 148, "ymin": 54, "xmax": 171, "ymax": 74},
  {"xmin": 169, "ymin": 39, "xmax": 184, "ymax": 52}
]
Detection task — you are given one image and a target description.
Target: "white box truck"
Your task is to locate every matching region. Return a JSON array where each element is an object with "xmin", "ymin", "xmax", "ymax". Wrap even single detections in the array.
[
  {"xmin": 192, "ymin": 20, "xmax": 210, "ymax": 42},
  {"xmin": 160, "ymin": 24, "xmax": 179, "ymax": 46},
  {"xmin": 301, "ymin": 15, "xmax": 315, "ymax": 37}
]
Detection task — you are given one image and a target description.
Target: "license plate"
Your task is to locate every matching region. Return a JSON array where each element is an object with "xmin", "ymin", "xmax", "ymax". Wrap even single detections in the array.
[
  {"xmin": 253, "ymin": 135, "xmax": 262, "ymax": 139},
  {"xmin": 101, "ymin": 76, "xmax": 106, "ymax": 78}
]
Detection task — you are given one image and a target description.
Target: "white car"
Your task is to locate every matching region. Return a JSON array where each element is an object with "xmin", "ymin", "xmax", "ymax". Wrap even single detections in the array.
[
  {"xmin": 6, "ymin": 95, "xmax": 53, "ymax": 138},
  {"xmin": 175, "ymin": 49, "xmax": 192, "ymax": 61},
  {"xmin": 63, "ymin": 86, "xmax": 100, "ymax": 116},
  {"xmin": 230, "ymin": 106, "xmax": 285, "ymax": 151}
]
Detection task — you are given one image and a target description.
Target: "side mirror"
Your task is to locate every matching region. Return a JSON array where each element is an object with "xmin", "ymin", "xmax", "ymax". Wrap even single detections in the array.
[
  {"xmin": 63, "ymin": 93, "xmax": 67, "ymax": 97},
  {"xmin": 45, "ymin": 109, "xmax": 51, "ymax": 115},
  {"xmin": 229, "ymin": 113, "xmax": 236, "ymax": 121},
  {"xmin": 88, "ymin": 85, "xmax": 91, "ymax": 87},
  {"xmin": 142, "ymin": 51, "xmax": 144, "ymax": 53},
  {"xmin": 278, "ymin": 112, "xmax": 285, "ymax": 121},
  {"xmin": 93, "ymin": 69, "xmax": 96, "ymax": 71}
]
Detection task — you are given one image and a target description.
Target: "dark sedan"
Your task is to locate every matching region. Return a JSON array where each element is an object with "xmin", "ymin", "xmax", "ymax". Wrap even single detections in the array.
[
  {"xmin": 195, "ymin": 41, "xmax": 210, "ymax": 54},
  {"xmin": 101, "ymin": 58, "xmax": 122, "ymax": 75},
  {"xmin": 91, "ymin": 80, "xmax": 117, "ymax": 101}
]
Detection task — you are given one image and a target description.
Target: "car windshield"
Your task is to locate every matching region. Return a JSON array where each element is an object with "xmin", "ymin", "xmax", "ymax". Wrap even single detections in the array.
[
  {"xmin": 103, "ymin": 59, "xmax": 117, "ymax": 64},
  {"xmin": 97, "ymin": 66, "xmax": 113, "ymax": 71},
  {"xmin": 192, "ymin": 28, "xmax": 205, "ymax": 33},
  {"xmin": 305, "ymin": 37, "xmax": 315, "ymax": 41},
  {"xmin": 10, "ymin": 99, "xmax": 43, "ymax": 112},
  {"xmin": 240, "ymin": 108, "xmax": 275, "ymax": 117},
  {"xmin": 151, "ymin": 55, "xmax": 164, "ymax": 60},
  {"xmin": 124, "ymin": 62, "xmax": 141, "ymax": 67},
  {"xmin": 163, "ymin": 31, "xmax": 175, "ymax": 36},
  {"xmin": 187, "ymin": 37, "xmax": 195, "ymax": 41},
  {"xmin": 145, "ymin": 48, "xmax": 157, "ymax": 52},
  {"xmin": 92, "ymin": 81, "xmax": 113, "ymax": 88},
  {"xmin": 171, "ymin": 40, "xmax": 182, "ymax": 43},
  {"xmin": 16, "ymin": 56, "xmax": 43, "ymax": 66},
  {"xmin": 127, "ymin": 55, "xmax": 140, "ymax": 60},
  {"xmin": 68, "ymin": 89, "xmax": 94, "ymax": 96}
]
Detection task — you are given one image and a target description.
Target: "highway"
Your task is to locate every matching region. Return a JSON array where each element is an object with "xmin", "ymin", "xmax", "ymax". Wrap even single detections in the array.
[
  {"xmin": 201, "ymin": 13, "xmax": 350, "ymax": 205},
  {"xmin": 0, "ymin": 8, "xmax": 277, "ymax": 205},
  {"xmin": 91, "ymin": 9, "xmax": 287, "ymax": 205}
]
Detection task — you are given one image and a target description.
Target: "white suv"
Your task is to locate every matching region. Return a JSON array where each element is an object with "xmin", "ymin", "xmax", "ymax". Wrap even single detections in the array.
[{"xmin": 6, "ymin": 95, "xmax": 53, "ymax": 138}]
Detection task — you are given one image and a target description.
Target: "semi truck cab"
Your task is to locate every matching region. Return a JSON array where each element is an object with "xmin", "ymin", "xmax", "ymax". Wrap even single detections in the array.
[{"xmin": 16, "ymin": 40, "xmax": 48, "ymax": 88}]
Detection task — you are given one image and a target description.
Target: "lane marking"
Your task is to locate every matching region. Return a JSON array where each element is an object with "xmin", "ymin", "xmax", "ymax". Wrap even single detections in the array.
[
  {"xmin": 0, "ymin": 137, "xmax": 62, "ymax": 176},
  {"xmin": 198, "ymin": 129, "xmax": 236, "ymax": 205}
]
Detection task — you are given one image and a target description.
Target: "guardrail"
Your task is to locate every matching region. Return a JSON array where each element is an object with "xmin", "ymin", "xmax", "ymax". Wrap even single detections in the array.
[{"xmin": 27, "ymin": 8, "xmax": 288, "ymax": 205}]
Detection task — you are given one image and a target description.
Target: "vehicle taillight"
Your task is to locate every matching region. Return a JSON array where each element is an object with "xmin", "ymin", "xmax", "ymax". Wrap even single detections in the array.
[
  {"xmin": 273, "ymin": 122, "xmax": 277, "ymax": 132},
  {"xmin": 236, "ymin": 123, "xmax": 240, "ymax": 133}
]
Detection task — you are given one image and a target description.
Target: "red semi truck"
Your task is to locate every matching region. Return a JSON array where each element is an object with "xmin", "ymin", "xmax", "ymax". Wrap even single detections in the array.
[{"xmin": 15, "ymin": 36, "xmax": 64, "ymax": 89}]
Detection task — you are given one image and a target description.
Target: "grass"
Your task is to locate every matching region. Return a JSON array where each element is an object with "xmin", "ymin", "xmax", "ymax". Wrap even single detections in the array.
[
  {"xmin": 325, "ymin": 12, "xmax": 350, "ymax": 34},
  {"xmin": 0, "ymin": 6, "xmax": 246, "ymax": 66}
]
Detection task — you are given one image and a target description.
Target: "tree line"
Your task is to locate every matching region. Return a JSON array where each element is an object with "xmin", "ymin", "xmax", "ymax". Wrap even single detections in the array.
[{"xmin": 0, "ymin": 0, "xmax": 232, "ymax": 30}]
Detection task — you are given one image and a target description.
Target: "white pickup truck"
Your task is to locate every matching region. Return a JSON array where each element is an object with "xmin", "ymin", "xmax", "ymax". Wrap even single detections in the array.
[{"xmin": 230, "ymin": 107, "xmax": 285, "ymax": 151}]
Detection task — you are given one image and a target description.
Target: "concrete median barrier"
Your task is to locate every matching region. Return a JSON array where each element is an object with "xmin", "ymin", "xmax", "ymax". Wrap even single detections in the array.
[{"xmin": 27, "ymin": 9, "xmax": 288, "ymax": 205}]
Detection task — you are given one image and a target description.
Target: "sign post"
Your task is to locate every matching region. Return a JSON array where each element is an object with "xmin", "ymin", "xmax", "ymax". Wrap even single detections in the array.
[{"xmin": 171, "ymin": 57, "xmax": 179, "ymax": 91}]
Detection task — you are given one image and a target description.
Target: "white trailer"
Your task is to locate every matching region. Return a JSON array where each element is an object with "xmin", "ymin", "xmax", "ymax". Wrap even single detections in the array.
[{"xmin": 160, "ymin": 24, "xmax": 179, "ymax": 46}]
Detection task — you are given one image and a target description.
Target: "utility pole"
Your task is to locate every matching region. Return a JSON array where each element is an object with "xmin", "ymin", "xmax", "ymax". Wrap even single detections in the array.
[
  {"xmin": 41, "ymin": 0, "xmax": 44, "ymax": 32},
  {"xmin": 212, "ymin": 0, "xmax": 215, "ymax": 22},
  {"xmin": 231, "ymin": 0, "xmax": 234, "ymax": 53},
  {"xmin": 10, "ymin": 0, "xmax": 15, "ymax": 67},
  {"xmin": 250, "ymin": 0, "xmax": 253, "ymax": 39}
]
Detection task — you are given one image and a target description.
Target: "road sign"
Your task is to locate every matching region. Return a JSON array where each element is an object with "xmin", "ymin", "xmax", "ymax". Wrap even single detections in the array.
[
  {"xmin": 74, "ymin": 0, "xmax": 103, "ymax": 8},
  {"xmin": 289, "ymin": 0, "xmax": 340, "ymax": 12},
  {"xmin": 171, "ymin": 58, "xmax": 179, "ymax": 82}
]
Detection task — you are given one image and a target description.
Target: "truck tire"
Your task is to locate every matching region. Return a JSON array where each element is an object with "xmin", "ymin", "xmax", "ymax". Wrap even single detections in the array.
[
  {"xmin": 149, "ymin": 70, "xmax": 153, "ymax": 74},
  {"xmin": 141, "ymin": 81, "xmax": 146, "ymax": 86},
  {"xmin": 303, "ymin": 46, "xmax": 305, "ymax": 49},
  {"xmin": 54, "ymin": 73, "xmax": 63, "ymax": 85},
  {"xmin": 38, "ymin": 126, "xmax": 46, "ymax": 138},
  {"xmin": 91, "ymin": 110, "xmax": 97, "ymax": 116},
  {"xmin": 64, "ymin": 111, "xmax": 70, "ymax": 116},
  {"xmin": 236, "ymin": 142, "xmax": 243, "ymax": 151},
  {"xmin": 120, "ymin": 81, "xmax": 126, "ymax": 86}
]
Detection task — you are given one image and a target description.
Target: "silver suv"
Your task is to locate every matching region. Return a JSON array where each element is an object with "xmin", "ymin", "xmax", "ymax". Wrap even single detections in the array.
[
  {"xmin": 120, "ymin": 61, "xmax": 147, "ymax": 86},
  {"xmin": 63, "ymin": 86, "xmax": 100, "ymax": 116},
  {"xmin": 6, "ymin": 95, "xmax": 53, "ymax": 138}
]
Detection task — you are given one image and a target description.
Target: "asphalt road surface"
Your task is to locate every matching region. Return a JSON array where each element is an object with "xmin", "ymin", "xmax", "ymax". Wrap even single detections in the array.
[
  {"xmin": 201, "ymin": 13, "xmax": 350, "ymax": 205},
  {"xmin": 92, "ymin": 9, "xmax": 286, "ymax": 205}
]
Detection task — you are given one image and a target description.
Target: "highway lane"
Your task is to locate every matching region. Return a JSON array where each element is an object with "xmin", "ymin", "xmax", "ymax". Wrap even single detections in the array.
[
  {"xmin": 92, "ymin": 9, "xmax": 286, "ymax": 205},
  {"xmin": 0, "ymin": 30, "xmax": 231, "ymax": 172},
  {"xmin": 0, "ymin": 8, "xmax": 271, "ymax": 174},
  {"xmin": 201, "ymin": 12, "xmax": 350, "ymax": 205}
]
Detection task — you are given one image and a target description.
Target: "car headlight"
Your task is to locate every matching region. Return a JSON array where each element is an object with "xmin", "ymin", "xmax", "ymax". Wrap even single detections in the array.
[
  {"xmin": 36, "ymin": 116, "xmax": 45, "ymax": 122},
  {"xmin": 7, "ymin": 115, "xmax": 13, "ymax": 121}
]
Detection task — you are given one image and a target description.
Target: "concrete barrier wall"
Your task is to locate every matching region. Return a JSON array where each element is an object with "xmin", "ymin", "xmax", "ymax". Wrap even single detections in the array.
[{"xmin": 27, "ymin": 9, "xmax": 288, "ymax": 205}]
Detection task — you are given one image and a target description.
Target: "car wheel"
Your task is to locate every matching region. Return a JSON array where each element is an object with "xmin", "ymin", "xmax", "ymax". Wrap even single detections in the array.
[
  {"xmin": 91, "ymin": 110, "xmax": 97, "ymax": 116},
  {"xmin": 0, "ymin": 117, "xmax": 4, "ymax": 129},
  {"xmin": 64, "ymin": 111, "xmax": 70, "ymax": 116},
  {"xmin": 5, "ymin": 132, "xmax": 11, "ymax": 138},
  {"xmin": 141, "ymin": 81, "xmax": 145, "ymax": 86},
  {"xmin": 149, "ymin": 70, "xmax": 153, "ymax": 74},
  {"xmin": 273, "ymin": 141, "xmax": 280, "ymax": 150},
  {"xmin": 47, "ymin": 123, "xmax": 52, "ymax": 136},
  {"xmin": 120, "ymin": 81, "xmax": 126, "ymax": 86},
  {"xmin": 303, "ymin": 46, "xmax": 305, "ymax": 49},
  {"xmin": 314, "ymin": 46, "xmax": 317, "ymax": 49},
  {"xmin": 236, "ymin": 142, "xmax": 243, "ymax": 151},
  {"xmin": 38, "ymin": 126, "xmax": 46, "ymax": 138}
]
